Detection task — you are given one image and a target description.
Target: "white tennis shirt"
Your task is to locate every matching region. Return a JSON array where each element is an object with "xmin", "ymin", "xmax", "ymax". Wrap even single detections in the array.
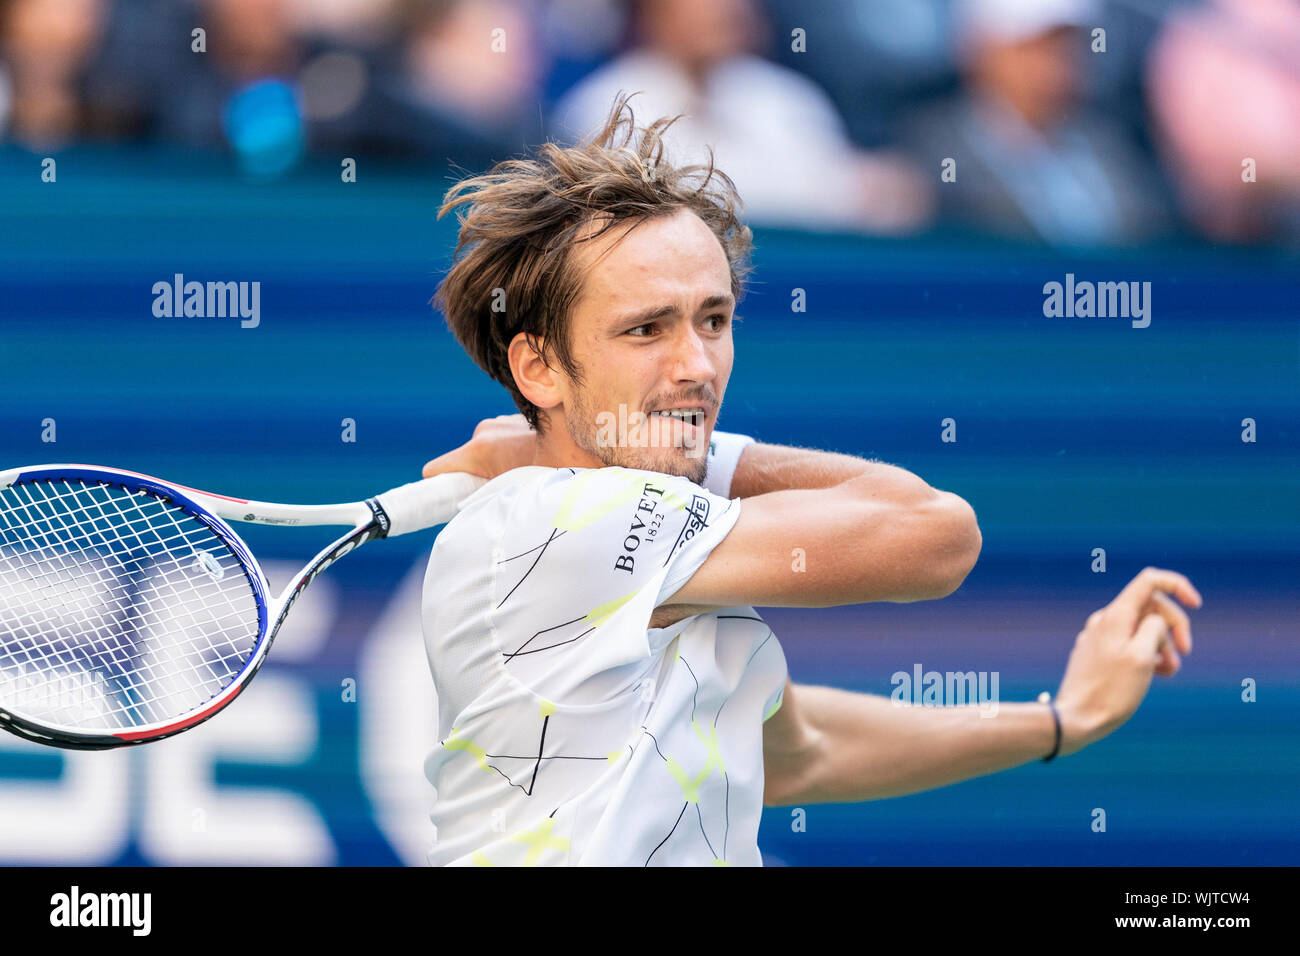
[{"xmin": 420, "ymin": 464, "xmax": 788, "ymax": 866}]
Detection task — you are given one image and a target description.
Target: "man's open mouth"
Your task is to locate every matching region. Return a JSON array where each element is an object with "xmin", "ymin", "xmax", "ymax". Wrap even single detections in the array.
[{"xmin": 649, "ymin": 408, "xmax": 706, "ymax": 427}]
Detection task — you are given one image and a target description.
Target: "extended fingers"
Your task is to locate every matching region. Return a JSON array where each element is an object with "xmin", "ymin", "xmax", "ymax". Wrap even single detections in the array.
[{"xmin": 1116, "ymin": 567, "xmax": 1202, "ymax": 620}]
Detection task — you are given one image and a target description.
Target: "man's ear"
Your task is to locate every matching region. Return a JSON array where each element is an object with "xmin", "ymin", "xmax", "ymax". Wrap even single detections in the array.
[{"xmin": 509, "ymin": 331, "xmax": 564, "ymax": 414}]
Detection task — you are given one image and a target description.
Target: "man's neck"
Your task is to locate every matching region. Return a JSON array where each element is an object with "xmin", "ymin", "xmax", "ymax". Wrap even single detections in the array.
[{"xmin": 529, "ymin": 430, "xmax": 603, "ymax": 471}]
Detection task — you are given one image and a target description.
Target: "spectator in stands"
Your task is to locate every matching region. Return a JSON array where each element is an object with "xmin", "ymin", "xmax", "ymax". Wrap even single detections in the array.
[
  {"xmin": 1146, "ymin": 0, "xmax": 1300, "ymax": 244},
  {"xmin": 0, "ymin": 0, "xmax": 107, "ymax": 150},
  {"xmin": 551, "ymin": 0, "xmax": 932, "ymax": 234},
  {"xmin": 904, "ymin": 0, "xmax": 1172, "ymax": 246},
  {"xmin": 396, "ymin": 0, "xmax": 545, "ymax": 156},
  {"xmin": 74, "ymin": 0, "xmax": 512, "ymax": 173},
  {"xmin": 158, "ymin": 0, "xmax": 303, "ymax": 149}
]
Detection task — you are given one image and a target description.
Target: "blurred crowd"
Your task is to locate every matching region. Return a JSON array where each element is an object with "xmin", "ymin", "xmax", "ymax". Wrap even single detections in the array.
[{"xmin": 1, "ymin": 0, "xmax": 1297, "ymax": 246}]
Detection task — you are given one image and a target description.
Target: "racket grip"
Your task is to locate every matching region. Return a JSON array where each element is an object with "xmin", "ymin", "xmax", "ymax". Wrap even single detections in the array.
[{"xmin": 375, "ymin": 472, "xmax": 489, "ymax": 536}]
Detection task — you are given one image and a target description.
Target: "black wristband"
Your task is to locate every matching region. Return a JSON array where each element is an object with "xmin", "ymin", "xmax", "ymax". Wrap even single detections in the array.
[{"xmin": 1039, "ymin": 693, "xmax": 1062, "ymax": 763}]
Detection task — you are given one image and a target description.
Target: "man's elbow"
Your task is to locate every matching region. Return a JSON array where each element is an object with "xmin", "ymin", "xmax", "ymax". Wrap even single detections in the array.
[
  {"xmin": 839, "ymin": 488, "xmax": 983, "ymax": 605},
  {"xmin": 885, "ymin": 492, "xmax": 980, "ymax": 602},
  {"xmin": 925, "ymin": 493, "xmax": 982, "ymax": 598}
]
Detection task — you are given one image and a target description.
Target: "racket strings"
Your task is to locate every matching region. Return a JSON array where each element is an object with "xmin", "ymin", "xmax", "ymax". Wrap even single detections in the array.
[
  {"xmin": 4, "ymin": 491, "xmax": 257, "ymax": 668},
  {"xmin": 0, "ymin": 478, "xmax": 262, "ymax": 732},
  {"xmin": 3, "ymin": 479, "xmax": 253, "ymax": 660},
  {"xmin": 2, "ymin": 485, "xmax": 243, "ymax": 659},
  {"xmin": 1, "ymin": 481, "xmax": 256, "ymax": 727}
]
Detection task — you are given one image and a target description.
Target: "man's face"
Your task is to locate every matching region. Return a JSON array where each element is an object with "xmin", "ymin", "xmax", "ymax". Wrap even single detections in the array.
[
  {"xmin": 553, "ymin": 208, "xmax": 735, "ymax": 485},
  {"xmin": 972, "ymin": 26, "xmax": 1082, "ymax": 127}
]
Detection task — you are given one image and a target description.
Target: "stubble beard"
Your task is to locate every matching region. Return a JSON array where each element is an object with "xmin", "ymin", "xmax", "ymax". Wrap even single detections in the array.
[{"xmin": 566, "ymin": 388, "xmax": 710, "ymax": 485}]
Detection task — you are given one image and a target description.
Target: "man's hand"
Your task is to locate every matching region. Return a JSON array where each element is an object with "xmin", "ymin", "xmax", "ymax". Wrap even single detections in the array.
[
  {"xmin": 1053, "ymin": 567, "xmax": 1203, "ymax": 757},
  {"xmin": 422, "ymin": 414, "xmax": 537, "ymax": 480},
  {"xmin": 761, "ymin": 566, "xmax": 1203, "ymax": 805}
]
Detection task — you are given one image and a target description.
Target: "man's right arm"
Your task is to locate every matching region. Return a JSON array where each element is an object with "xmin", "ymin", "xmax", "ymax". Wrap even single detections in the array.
[
  {"xmin": 659, "ymin": 441, "xmax": 982, "ymax": 612},
  {"xmin": 419, "ymin": 422, "xmax": 982, "ymax": 614}
]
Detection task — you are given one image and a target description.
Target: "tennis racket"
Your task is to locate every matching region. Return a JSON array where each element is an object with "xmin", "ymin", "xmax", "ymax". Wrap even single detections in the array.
[{"xmin": 0, "ymin": 464, "xmax": 487, "ymax": 750}]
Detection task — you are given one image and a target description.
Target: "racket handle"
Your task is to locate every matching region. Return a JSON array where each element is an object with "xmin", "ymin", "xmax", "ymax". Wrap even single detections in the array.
[{"xmin": 374, "ymin": 472, "xmax": 489, "ymax": 536}]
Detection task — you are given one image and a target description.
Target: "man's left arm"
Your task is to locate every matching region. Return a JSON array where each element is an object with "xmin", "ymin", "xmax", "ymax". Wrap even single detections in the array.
[
  {"xmin": 762, "ymin": 680, "xmax": 1056, "ymax": 805},
  {"xmin": 763, "ymin": 567, "xmax": 1202, "ymax": 805}
]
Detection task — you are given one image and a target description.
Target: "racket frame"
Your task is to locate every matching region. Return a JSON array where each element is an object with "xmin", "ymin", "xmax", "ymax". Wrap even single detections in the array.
[{"xmin": 0, "ymin": 464, "xmax": 391, "ymax": 749}]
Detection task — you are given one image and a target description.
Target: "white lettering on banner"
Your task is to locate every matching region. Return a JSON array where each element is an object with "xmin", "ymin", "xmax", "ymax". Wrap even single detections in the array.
[{"xmin": 0, "ymin": 561, "xmax": 338, "ymax": 864}]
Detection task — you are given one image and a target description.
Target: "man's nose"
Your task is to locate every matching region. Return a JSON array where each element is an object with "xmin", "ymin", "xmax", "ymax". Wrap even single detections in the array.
[{"xmin": 668, "ymin": 325, "xmax": 716, "ymax": 383}]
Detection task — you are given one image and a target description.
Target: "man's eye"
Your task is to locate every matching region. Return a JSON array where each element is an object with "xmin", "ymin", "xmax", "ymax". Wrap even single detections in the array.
[
  {"xmin": 627, "ymin": 323, "xmax": 656, "ymax": 336},
  {"xmin": 707, "ymin": 314, "xmax": 729, "ymax": 331}
]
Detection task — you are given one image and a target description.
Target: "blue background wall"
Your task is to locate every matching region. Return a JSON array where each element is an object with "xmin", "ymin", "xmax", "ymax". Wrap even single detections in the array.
[{"xmin": 1, "ymin": 149, "xmax": 1296, "ymax": 865}]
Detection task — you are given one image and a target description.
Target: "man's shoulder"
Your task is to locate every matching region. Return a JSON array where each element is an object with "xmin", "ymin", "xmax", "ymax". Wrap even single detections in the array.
[
  {"xmin": 458, "ymin": 465, "xmax": 713, "ymax": 510},
  {"xmin": 433, "ymin": 464, "xmax": 730, "ymax": 561}
]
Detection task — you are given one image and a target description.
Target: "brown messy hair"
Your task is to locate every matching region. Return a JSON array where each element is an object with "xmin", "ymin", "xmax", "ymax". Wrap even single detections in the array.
[{"xmin": 432, "ymin": 92, "xmax": 754, "ymax": 432}]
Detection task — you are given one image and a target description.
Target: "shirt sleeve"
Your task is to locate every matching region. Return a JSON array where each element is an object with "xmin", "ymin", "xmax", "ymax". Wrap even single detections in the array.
[
  {"xmin": 529, "ymin": 465, "xmax": 740, "ymax": 610},
  {"xmin": 652, "ymin": 477, "xmax": 741, "ymax": 607},
  {"xmin": 700, "ymin": 429, "xmax": 756, "ymax": 500},
  {"xmin": 492, "ymin": 466, "xmax": 741, "ymax": 694}
]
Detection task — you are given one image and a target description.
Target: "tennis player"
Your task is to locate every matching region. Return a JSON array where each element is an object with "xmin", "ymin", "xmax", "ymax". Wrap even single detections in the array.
[{"xmin": 417, "ymin": 95, "xmax": 1200, "ymax": 866}]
